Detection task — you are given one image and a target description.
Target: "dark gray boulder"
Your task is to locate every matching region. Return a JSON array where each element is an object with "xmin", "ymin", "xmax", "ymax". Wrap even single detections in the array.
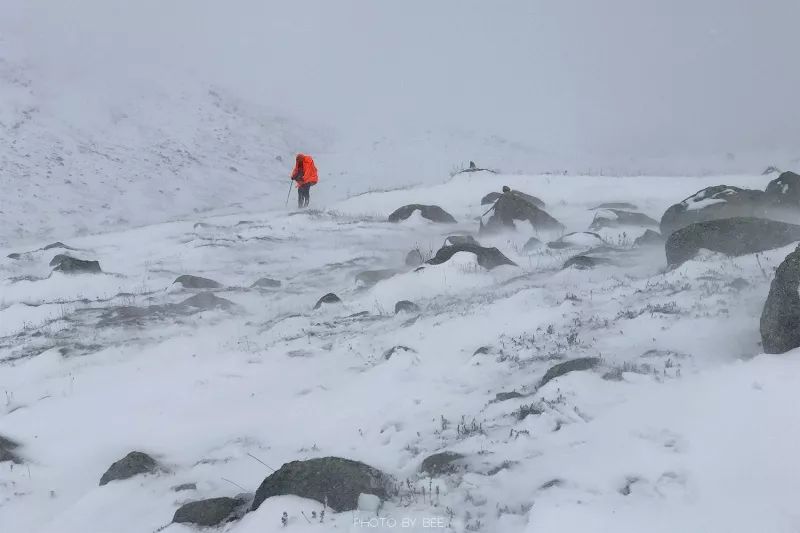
[
  {"xmin": 50, "ymin": 255, "xmax": 101, "ymax": 273},
  {"xmin": 405, "ymin": 249, "xmax": 424, "ymax": 267},
  {"xmin": 765, "ymin": 171, "xmax": 800, "ymax": 207},
  {"xmin": 173, "ymin": 496, "xmax": 250, "ymax": 527},
  {"xmin": 388, "ymin": 205, "xmax": 456, "ymax": 224},
  {"xmin": 251, "ymin": 457, "xmax": 392, "ymax": 512},
  {"xmin": 539, "ymin": 357, "xmax": 601, "ymax": 388},
  {"xmin": 43, "ymin": 241, "xmax": 77, "ymax": 251},
  {"xmin": 394, "ymin": 300, "xmax": 420, "ymax": 314},
  {"xmin": 493, "ymin": 391, "xmax": 523, "ymax": 402},
  {"xmin": 172, "ymin": 483, "xmax": 197, "ymax": 492},
  {"xmin": 427, "ymin": 243, "xmax": 516, "ymax": 270},
  {"xmin": 420, "ymin": 452, "xmax": 465, "ymax": 476},
  {"xmin": 314, "ymin": 293, "xmax": 342, "ymax": 310},
  {"xmin": 761, "ymin": 245, "xmax": 800, "ymax": 354},
  {"xmin": 589, "ymin": 209, "xmax": 658, "ymax": 230},
  {"xmin": 174, "ymin": 275, "xmax": 222, "ymax": 289},
  {"xmin": 660, "ymin": 185, "xmax": 768, "ymax": 236},
  {"xmin": 562, "ymin": 255, "xmax": 612, "ymax": 270},
  {"xmin": 483, "ymin": 191, "xmax": 562, "ymax": 232},
  {"xmin": 383, "ymin": 345, "xmax": 417, "ymax": 360},
  {"xmin": 633, "ymin": 229, "xmax": 664, "ymax": 247},
  {"xmin": 445, "ymin": 234, "xmax": 479, "ymax": 246},
  {"xmin": 99, "ymin": 451, "xmax": 159, "ymax": 486},
  {"xmin": 251, "ymin": 277, "xmax": 281, "ymax": 288},
  {"xmin": 179, "ymin": 292, "xmax": 235, "ymax": 311},
  {"xmin": 7, "ymin": 253, "xmax": 21, "ymax": 260},
  {"xmin": 355, "ymin": 269, "xmax": 397, "ymax": 286},
  {"xmin": 0, "ymin": 435, "xmax": 21, "ymax": 463},
  {"xmin": 481, "ymin": 189, "xmax": 545, "ymax": 209},
  {"xmin": 547, "ymin": 232, "xmax": 605, "ymax": 249},
  {"xmin": 665, "ymin": 217, "xmax": 800, "ymax": 267}
]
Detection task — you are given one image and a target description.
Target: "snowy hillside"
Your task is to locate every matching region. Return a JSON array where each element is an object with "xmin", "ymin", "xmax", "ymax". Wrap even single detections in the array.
[{"xmin": 4, "ymin": 171, "xmax": 800, "ymax": 533}]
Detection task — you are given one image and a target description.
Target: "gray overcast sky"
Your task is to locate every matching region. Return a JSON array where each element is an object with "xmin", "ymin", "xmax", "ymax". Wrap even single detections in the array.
[{"xmin": 5, "ymin": 0, "xmax": 800, "ymax": 160}]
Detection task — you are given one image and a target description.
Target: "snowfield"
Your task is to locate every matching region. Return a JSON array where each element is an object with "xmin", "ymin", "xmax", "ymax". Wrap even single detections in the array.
[{"xmin": 3, "ymin": 170, "xmax": 800, "ymax": 533}]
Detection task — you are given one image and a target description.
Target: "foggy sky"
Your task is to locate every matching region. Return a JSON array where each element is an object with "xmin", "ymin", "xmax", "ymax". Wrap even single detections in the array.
[{"xmin": 4, "ymin": 0, "xmax": 799, "ymax": 160}]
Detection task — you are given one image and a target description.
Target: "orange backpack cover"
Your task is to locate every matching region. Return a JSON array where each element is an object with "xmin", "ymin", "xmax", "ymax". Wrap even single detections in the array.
[{"xmin": 293, "ymin": 154, "xmax": 318, "ymax": 187}]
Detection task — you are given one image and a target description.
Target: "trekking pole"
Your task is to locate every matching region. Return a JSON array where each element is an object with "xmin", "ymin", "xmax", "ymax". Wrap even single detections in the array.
[{"xmin": 284, "ymin": 181, "xmax": 293, "ymax": 207}]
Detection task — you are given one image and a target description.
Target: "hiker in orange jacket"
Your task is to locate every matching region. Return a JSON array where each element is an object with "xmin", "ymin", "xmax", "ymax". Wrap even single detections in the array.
[{"xmin": 290, "ymin": 153, "xmax": 319, "ymax": 208}]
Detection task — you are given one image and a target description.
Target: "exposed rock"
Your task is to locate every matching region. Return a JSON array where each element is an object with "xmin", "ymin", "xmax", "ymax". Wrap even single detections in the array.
[
  {"xmin": 172, "ymin": 483, "xmax": 197, "ymax": 492},
  {"xmin": 562, "ymin": 255, "xmax": 612, "ymax": 270},
  {"xmin": 523, "ymin": 237, "xmax": 542, "ymax": 253},
  {"xmin": 405, "ymin": 249, "xmax": 424, "ymax": 267},
  {"xmin": 388, "ymin": 204, "xmax": 457, "ymax": 224},
  {"xmin": 539, "ymin": 357, "xmax": 601, "ymax": 388},
  {"xmin": 729, "ymin": 277, "xmax": 750, "ymax": 290},
  {"xmin": 764, "ymin": 171, "xmax": 800, "ymax": 207},
  {"xmin": 420, "ymin": 452, "xmax": 466, "ymax": 476},
  {"xmin": 761, "ymin": 245, "xmax": 800, "ymax": 354},
  {"xmin": 427, "ymin": 243, "xmax": 516, "ymax": 270},
  {"xmin": 481, "ymin": 189, "xmax": 545, "ymax": 208},
  {"xmin": 173, "ymin": 274, "xmax": 223, "ymax": 289},
  {"xmin": 99, "ymin": 451, "xmax": 159, "ymax": 486},
  {"xmin": 251, "ymin": 457, "xmax": 392, "ymax": 512},
  {"xmin": 50, "ymin": 255, "xmax": 102, "ymax": 274},
  {"xmin": 665, "ymin": 217, "xmax": 800, "ymax": 267},
  {"xmin": 179, "ymin": 292, "xmax": 236, "ymax": 310},
  {"xmin": 314, "ymin": 293, "xmax": 342, "ymax": 310},
  {"xmin": 547, "ymin": 232, "xmax": 605, "ymax": 249},
  {"xmin": 589, "ymin": 209, "xmax": 658, "ymax": 230},
  {"xmin": 173, "ymin": 496, "xmax": 250, "ymax": 527},
  {"xmin": 633, "ymin": 229, "xmax": 664, "ymax": 247},
  {"xmin": 472, "ymin": 346, "xmax": 491, "ymax": 356},
  {"xmin": 484, "ymin": 190, "xmax": 562, "ymax": 232},
  {"xmin": 445, "ymin": 234, "xmax": 479, "ymax": 246},
  {"xmin": 355, "ymin": 269, "xmax": 397, "ymax": 287},
  {"xmin": 251, "ymin": 277, "xmax": 281, "ymax": 288},
  {"xmin": 394, "ymin": 300, "xmax": 420, "ymax": 314},
  {"xmin": 43, "ymin": 241, "xmax": 77, "ymax": 251},
  {"xmin": 493, "ymin": 391, "xmax": 523, "ymax": 402},
  {"xmin": 7, "ymin": 253, "xmax": 21, "ymax": 260},
  {"xmin": 589, "ymin": 202, "xmax": 638, "ymax": 210},
  {"xmin": 0, "ymin": 435, "xmax": 21, "ymax": 463},
  {"xmin": 659, "ymin": 185, "xmax": 768, "ymax": 236},
  {"xmin": 383, "ymin": 345, "xmax": 417, "ymax": 360}
]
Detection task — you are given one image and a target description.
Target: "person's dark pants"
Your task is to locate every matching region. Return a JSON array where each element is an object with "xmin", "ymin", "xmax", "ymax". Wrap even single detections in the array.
[{"xmin": 298, "ymin": 184, "xmax": 311, "ymax": 208}]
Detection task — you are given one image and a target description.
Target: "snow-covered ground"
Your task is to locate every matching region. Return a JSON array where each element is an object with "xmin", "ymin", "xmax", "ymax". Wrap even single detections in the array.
[{"xmin": 3, "ymin": 170, "xmax": 800, "ymax": 533}]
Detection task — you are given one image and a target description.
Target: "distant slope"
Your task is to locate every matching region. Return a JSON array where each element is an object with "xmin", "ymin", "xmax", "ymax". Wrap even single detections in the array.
[{"xmin": 0, "ymin": 53, "xmax": 323, "ymax": 247}]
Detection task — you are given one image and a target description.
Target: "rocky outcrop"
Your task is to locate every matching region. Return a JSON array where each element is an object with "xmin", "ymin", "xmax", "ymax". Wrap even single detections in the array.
[
  {"xmin": 665, "ymin": 217, "xmax": 800, "ymax": 267},
  {"xmin": 173, "ymin": 496, "xmax": 250, "ymax": 527},
  {"xmin": 99, "ymin": 451, "xmax": 159, "ymax": 486},
  {"xmin": 589, "ymin": 209, "xmax": 658, "ymax": 230},
  {"xmin": 251, "ymin": 457, "xmax": 392, "ymax": 512},
  {"xmin": 388, "ymin": 205, "xmax": 456, "ymax": 223},
  {"xmin": 633, "ymin": 229, "xmax": 664, "ymax": 247},
  {"xmin": 539, "ymin": 357, "xmax": 601, "ymax": 388},
  {"xmin": 420, "ymin": 452, "xmax": 465, "ymax": 476},
  {"xmin": 173, "ymin": 275, "xmax": 222, "ymax": 289},
  {"xmin": 764, "ymin": 171, "xmax": 800, "ymax": 207},
  {"xmin": 761, "ymin": 245, "xmax": 800, "ymax": 354},
  {"xmin": 251, "ymin": 277, "xmax": 281, "ymax": 288},
  {"xmin": 50, "ymin": 255, "xmax": 102, "ymax": 274},
  {"xmin": 659, "ymin": 185, "xmax": 768, "ymax": 237},
  {"xmin": 0, "ymin": 435, "xmax": 21, "ymax": 463},
  {"xmin": 481, "ymin": 189, "xmax": 545, "ymax": 209},
  {"xmin": 405, "ymin": 249, "xmax": 424, "ymax": 267},
  {"xmin": 314, "ymin": 293, "xmax": 342, "ymax": 310},
  {"xmin": 427, "ymin": 243, "xmax": 516, "ymax": 270},
  {"xmin": 394, "ymin": 300, "xmax": 420, "ymax": 314},
  {"xmin": 179, "ymin": 292, "xmax": 235, "ymax": 310},
  {"xmin": 484, "ymin": 191, "xmax": 562, "ymax": 232}
]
